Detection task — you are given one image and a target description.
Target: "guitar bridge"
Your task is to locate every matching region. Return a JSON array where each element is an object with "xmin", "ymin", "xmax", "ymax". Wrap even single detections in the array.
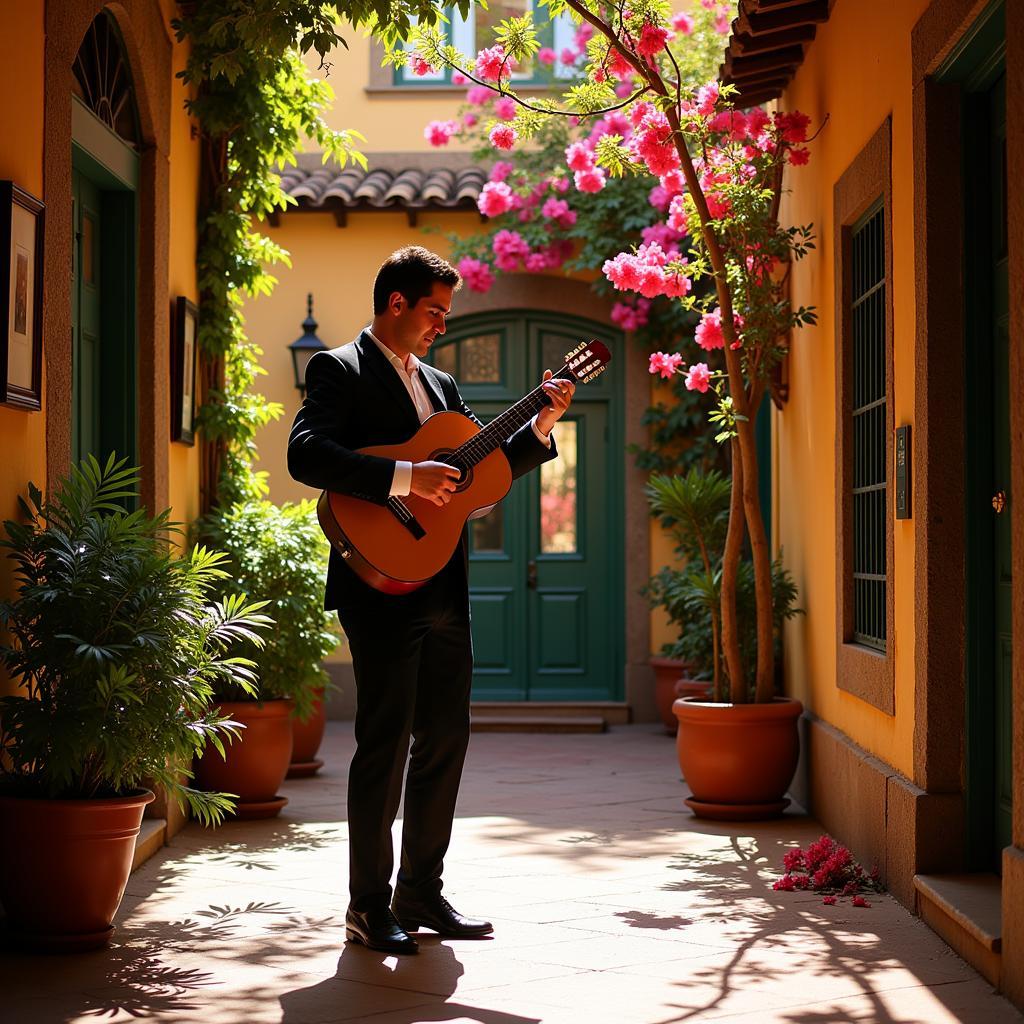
[{"xmin": 387, "ymin": 497, "xmax": 426, "ymax": 540}]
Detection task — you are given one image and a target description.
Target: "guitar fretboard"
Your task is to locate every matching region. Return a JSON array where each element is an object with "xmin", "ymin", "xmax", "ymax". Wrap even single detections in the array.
[{"xmin": 453, "ymin": 366, "xmax": 576, "ymax": 469}]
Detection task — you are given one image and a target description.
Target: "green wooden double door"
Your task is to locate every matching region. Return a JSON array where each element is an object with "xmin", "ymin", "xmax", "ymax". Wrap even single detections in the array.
[{"xmin": 430, "ymin": 313, "xmax": 623, "ymax": 701}]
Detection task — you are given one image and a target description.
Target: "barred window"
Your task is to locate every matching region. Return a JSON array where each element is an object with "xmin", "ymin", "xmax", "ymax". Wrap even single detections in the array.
[{"xmin": 850, "ymin": 202, "xmax": 887, "ymax": 650}]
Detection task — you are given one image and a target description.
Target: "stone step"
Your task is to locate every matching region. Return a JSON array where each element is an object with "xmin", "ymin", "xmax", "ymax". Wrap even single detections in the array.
[
  {"xmin": 132, "ymin": 817, "xmax": 166, "ymax": 872},
  {"xmin": 471, "ymin": 715, "xmax": 607, "ymax": 734},
  {"xmin": 914, "ymin": 872, "xmax": 1002, "ymax": 986},
  {"xmin": 471, "ymin": 701, "xmax": 630, "ymax": 725}
]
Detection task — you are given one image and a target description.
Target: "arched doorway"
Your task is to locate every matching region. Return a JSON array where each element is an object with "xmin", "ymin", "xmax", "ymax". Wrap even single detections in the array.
[
  {"xmin": 70, "ymin": 11, "xmax": 140, "ymax": 468},
  {"xmin": 430, "ymin": 311, "xmax": 624, "ymax": 701}
]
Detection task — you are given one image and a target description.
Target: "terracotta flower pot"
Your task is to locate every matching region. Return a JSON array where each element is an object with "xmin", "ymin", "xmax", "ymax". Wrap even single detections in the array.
[
  {"xmin": 287, "ymin": 688, "xmax": 327, "ymax": 779},
  {"xmin": 673, "ymin": 696, "xmax": 803, "ymax": 820},
  {"xmin": 0, "ymin": 789, "xmax": 155, "ymax": 951},
  {"xmin": 650, "ymin": 656, "xmax": 688, "ymax": 733},
  {"xmin": 195, "ymin": 699, "xmax": 294, "ymax": 819}
]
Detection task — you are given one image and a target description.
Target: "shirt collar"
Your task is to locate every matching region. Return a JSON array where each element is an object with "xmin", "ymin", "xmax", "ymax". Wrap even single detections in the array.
[{"xmin": 366, "ymin": 328, "xmax": 419, "ymax": 376}]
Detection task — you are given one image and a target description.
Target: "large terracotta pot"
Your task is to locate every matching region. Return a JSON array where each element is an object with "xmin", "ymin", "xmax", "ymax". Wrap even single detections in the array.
[
  {"xmin": 287, "ymin": 688, "xmax": 327, "ymax": 779},
  {"xmin": 0, "ymin": 789, "xmax": 155, "ymax": 951},
  {"xmin": 650, "ymin": 656, "xmax": 687, "ymax": 733},
  {"xmin": 673, "ymin": 696, "xmax": 803, "ymax": 820},
  {"xmin": 195, "ymin": 699, "xmax": 294, "ymax": 819}
]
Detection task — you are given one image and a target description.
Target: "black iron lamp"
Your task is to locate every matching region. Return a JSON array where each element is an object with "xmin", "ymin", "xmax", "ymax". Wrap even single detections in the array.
[{"xmin": 288, "ymin": 293, "xmax": 328, "ymax": 396}]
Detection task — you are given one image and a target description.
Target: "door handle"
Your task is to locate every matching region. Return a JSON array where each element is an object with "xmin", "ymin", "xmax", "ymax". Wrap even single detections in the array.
[{"xmin": 527, "ymin": 560, "xmax": 537, "ymax": 590}]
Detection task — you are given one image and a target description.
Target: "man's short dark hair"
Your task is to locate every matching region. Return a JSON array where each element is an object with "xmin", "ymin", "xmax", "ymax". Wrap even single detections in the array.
[{"xmin": 373, "ymin": 246, "xmax": 462, "ymax": 314}]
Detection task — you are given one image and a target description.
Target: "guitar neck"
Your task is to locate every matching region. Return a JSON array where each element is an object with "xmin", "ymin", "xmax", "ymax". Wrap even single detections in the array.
[{"xmin": 455, "ymin": 365, "xmax": 576, "ymax": 469}]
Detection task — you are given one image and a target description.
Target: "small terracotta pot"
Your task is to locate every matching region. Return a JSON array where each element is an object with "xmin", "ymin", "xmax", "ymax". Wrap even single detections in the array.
[
  {"xmin": 650, "ymin": 656, "xmax": 688, "ymax": 733},
  {"xmin": 673, "ymin": 696, "xmax": 803, "ymax": 820},
  {"xmin": 195, "ymin": 700, "xmax": 294, "ymax": 819},
  {"xmin": 0, "ymin": 789, "xmax": 155, "ymax": 951},
  {"xmin": 288, "ymin": 688, "xmax": 327, "ymax": 779}
]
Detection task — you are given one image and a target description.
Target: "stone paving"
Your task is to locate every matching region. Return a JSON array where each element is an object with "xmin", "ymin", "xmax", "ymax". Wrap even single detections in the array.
[{"xmin": 3, "ymin": 723, "xmax": 1022, "ymax": 1023}]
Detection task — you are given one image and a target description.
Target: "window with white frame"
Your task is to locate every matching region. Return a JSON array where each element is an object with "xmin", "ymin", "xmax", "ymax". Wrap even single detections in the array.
[{"xmin": 395, "ymin": 2, "xmax": 579, "ymax": 86}]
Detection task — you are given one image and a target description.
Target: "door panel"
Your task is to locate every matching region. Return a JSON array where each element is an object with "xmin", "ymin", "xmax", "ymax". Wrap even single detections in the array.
[{"xmin": 436, "ymin": 313, "xmax": 622, "ymax": 701}]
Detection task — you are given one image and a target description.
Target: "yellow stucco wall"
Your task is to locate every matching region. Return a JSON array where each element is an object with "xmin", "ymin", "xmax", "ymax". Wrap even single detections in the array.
[
  {"xmin": 164, "ymin": 0, "xmax": 203, "ymax": 538},
  {"xmin": 0, "ymin": 0, "xmax": 47, "ymax": 535},
  {"xmin": 778, "ymin": 0, "xmax": 931, "ymax": 777}
]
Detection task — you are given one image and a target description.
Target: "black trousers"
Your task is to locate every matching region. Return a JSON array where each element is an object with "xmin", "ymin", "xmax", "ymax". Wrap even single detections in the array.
[{"xmin": 338, "ymin": 562, "xmax": 473, "ymax": 913}]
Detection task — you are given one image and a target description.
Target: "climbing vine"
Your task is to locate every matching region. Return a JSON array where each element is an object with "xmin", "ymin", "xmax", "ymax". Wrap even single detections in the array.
[{"xmin": 173, "ymin": 1, "xmax": 470, "ymax": 509}]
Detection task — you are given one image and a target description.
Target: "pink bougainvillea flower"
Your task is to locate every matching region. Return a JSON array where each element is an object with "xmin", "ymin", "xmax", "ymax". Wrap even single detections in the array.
[
  {"xmin": 466, "ymin": 85, "xmax": 493, "ymax": 106},
  {"xmin": 494, "ymin": 96, "xmax": 517, "ymax": 121},
  {"xmin": 489, "ymin": 161, "xmax": 514, "ymax": 183},
  {"xmin": 636, "ymin": 22, "xmax": 670, "ymax": 57},
  {"xmin": 462, "ymin": 112, "xmax": 478, "ymax": 128},
  {"xmin": 788, "ymin": 146, "xmax": 810, "ymax": 166},
  {"xmin": 772, "ymin": 874, "xmax": 796, "ymax": 892},
  {"xmin": 560, "ymin": 47, "xmax": 577, "ymax": 66},
  {"xmin": 696, "ymin": 81, "xmax": 720, "ymax": 117},
  {"xmin": 667, "ymin": 193, "xmax": 689, "ymax": 233},
  {"xmin": 492, "ymin": 229, "xmax": 530, "ymax": 271},
  {"xmin": 565, "ymin": 141, "xmax": 595, "ymax": 172},
  {"xmin": 611, "ymin": 297, "xmax": 651, "ymax": 331},
  {"xmin": 524, "ymin": 251, "xmax": 551, "ymax": 272},
  {"xmin": 851, "ymin": 896, "xmax": 871, "ymax": 908},
  {"xmin": 475, "ymin": 44, "xmax": 510, "ymax": 82},
  {"xmin": 660, "ymin": 168, "xmax": 686, "ymax": 196},
  {"xmin": 538, "ymin": 46, "xmax": 557, "ymax": 65},
  {"xmin": 477, "ymin": 180, "xmax": 514, "ymax": 217},
  {"xmin": 672, "ymin": 11, "xmax": 694, "ymax": 34},
  {"xmin": 411, "ymin": 56, "xmax": 436, "ymax": 76},
  {"xmin": 457, "ymin": 257, "xmax": 494, "ymax": 293},
  {"xmin": 648, "ymin": 351, "xmax": 684, "ymax": 378},
  {"xmin": 822, "ymin": 895, "xmax": 837, "ymax": 906},
  {"xmin": 489, "ymin": 123, "xmax": 517, "ymax": 150},
  {"xmin": 783, "ymin": 848, "xmax": 805, "ymax": 873},
  {"xmin": 775, "ymin": 110, "xmax": 811, "ymax": 143},
  {"xmin": 607, "ymin": 46, "xmax": 634, "ymax": 81},
  {"xmin": 685, "ymin": 362, "xmax": 712, "ymax": 393},
  {"xmin": 574, "ymin": 167, "xmax": 606, "ymax": 193},
  {"xmin": 451, "ymin": 71, "xmax": 468, "ymax": 86},
  {"xmin": 541, "ymin": 197, "xmax": 576, "ymax": 229},
  {"xmin": 648, "ymin": 185, "xmax": 671, "ymax": 212},
  {"xmin": 695, "ymin": 309, "xmax": 725, "ymax": 350},
  {"xmin": 709, "ymin": 110, "xmax": 749, "ymax": 141},
  {"xmin": 715, "ymin": 12, "xmax": 731, "ymax": 34},
  {"xmin": 424, "ymin": 119, "xmax": 459, "ymax": 147}
]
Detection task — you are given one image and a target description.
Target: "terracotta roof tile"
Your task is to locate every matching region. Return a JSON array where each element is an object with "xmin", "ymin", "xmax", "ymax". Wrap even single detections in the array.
[{"xmin": 280, "ymin": 155, "xmax": 486, "ymax": 215}]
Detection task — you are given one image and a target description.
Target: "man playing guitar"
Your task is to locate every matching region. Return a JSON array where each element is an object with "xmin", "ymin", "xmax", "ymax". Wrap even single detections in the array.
[{"xmin": 288, "ymin": 246, "xmax": 574, "ymax": 954}]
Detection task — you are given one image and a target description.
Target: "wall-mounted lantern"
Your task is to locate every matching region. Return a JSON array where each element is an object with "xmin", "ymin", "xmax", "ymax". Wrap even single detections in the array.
[{"xmin": 288, "ymin": 293, "xmax": 327, "ymax": 396}]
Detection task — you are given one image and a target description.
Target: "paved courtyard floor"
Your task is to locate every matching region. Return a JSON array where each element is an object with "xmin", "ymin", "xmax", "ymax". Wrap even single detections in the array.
[{"xmin": 3, "ymin": 723, "xmax": 1022, "ymax": 1024}]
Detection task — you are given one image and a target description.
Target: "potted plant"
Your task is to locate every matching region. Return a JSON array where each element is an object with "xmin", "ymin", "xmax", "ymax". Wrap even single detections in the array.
[
  {"xmin": 645, "ymin": 468, "xmax": 732, "ymax": 731},
  {"xmin": 195, "ymin": 498, "xmax": 339, "ymax": 812},
  {"xmin": 402, "ymin": 1, "xmax": 818, "ymax": 817},
  {"xmin": 0, "ymin": 455, "xmax": 270, "ymax": 949}
]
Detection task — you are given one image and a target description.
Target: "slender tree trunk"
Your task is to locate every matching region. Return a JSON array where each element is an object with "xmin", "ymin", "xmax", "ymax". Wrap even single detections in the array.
[{"xmin": 722, "ymin": 438, "xmax": 746, "ymax": 701}]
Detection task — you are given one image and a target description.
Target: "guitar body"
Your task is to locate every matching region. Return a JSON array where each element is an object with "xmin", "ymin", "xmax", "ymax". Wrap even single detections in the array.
[{"xmin": 318, "ymin": 411, "xmax": 513, "ymax": 594}]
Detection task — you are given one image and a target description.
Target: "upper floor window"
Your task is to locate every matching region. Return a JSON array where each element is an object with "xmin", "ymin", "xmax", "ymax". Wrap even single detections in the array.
[{"xmin": 395, "ymin": 2, "xmax": 578, "ymax": 86}]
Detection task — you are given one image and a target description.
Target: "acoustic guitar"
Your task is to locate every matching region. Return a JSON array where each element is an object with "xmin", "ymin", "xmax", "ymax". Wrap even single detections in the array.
[{"xmin": 317, "ymin": 339, "xmax": 612, "ymax": 594}]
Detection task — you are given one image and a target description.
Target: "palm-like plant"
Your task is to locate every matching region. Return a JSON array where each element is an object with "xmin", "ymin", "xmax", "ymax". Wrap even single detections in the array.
[{"xmin": 0, "ymin": 455, "xmax": 272, "ymax": 826}]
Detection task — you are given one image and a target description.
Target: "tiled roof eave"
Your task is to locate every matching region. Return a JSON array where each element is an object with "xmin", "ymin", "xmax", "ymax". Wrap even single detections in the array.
[{"xmin": 719, "ymin": 0, "xmax": 834, "ymax": 106}]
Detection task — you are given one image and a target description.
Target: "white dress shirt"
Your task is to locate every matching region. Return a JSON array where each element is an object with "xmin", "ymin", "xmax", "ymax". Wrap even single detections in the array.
[{"xmin": 365, "ymin": 329, "xmax": 551, "ymax": 498}]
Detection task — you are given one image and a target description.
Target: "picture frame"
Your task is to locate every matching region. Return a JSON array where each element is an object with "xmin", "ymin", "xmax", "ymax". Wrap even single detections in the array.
[
  {"xmin": 171, "ymin": 296, "xmax": 198, "ymax": 445},
  {"xmin": 0, "ymin": 182, "xmax": 44, "ymax": 411}
]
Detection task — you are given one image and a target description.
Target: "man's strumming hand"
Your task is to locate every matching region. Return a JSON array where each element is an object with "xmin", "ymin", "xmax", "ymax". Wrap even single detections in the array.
[
  {"xmin": 411, "ymin": 461, "xmax": 460, "ymax": 506},
  {"xmin": 535, "ymin": 369, "xmax": 575, "ymax": 437}
]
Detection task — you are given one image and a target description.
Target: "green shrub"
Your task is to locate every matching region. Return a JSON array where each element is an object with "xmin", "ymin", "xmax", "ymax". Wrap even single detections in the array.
[
  {"xmin": 0, "ymin": 455, "xmax": 271, "ymax": 825},
  {"xmin": 199, "ymin": 499, "xmax": 339, "ymax": 721}
]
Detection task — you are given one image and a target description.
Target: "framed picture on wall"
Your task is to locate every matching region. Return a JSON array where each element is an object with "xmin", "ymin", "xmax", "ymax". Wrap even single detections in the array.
[
  {"xmin": 0, "ymin": 182, "xmax": 44, "ymax": 411},
  {"xmin": 171, "ymin": 296, "xmax": 198, "ymax": 445}
]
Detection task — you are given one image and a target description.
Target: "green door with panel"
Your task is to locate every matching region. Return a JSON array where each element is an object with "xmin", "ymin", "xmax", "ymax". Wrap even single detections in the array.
[
  {"xmin": 954, "ymin": 4, "xmax": 1011, "ymax": 872},
  {"xmin": 430, "ymin": 313, "xmax": 623, "ymax": 701}
]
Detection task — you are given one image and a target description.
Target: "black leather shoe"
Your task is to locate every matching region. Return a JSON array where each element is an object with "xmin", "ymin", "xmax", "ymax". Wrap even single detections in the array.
[
  {"xmin": 345, "ymin": 907, "xmax": 419, "ymax": 954},
  {"xmin": 392, "ymin": 894, "xmax": 493, "ymax": 937}
]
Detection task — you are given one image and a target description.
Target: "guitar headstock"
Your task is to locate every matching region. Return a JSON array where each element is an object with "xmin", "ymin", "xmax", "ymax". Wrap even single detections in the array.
[{"xmin": 563, "ymin": 340, "xmax": 612, "ymax": 384}]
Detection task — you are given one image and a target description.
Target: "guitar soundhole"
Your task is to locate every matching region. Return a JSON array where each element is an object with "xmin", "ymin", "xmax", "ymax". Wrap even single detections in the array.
[{"xmin": 430, "ymin": 449, "xmax": 472, "ymax": 492}]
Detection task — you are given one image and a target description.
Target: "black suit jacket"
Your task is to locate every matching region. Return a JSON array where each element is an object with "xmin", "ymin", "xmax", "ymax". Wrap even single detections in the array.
[{"xmin": 288, "ymin": 330, "xmax": 557, "ymax": 611}]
